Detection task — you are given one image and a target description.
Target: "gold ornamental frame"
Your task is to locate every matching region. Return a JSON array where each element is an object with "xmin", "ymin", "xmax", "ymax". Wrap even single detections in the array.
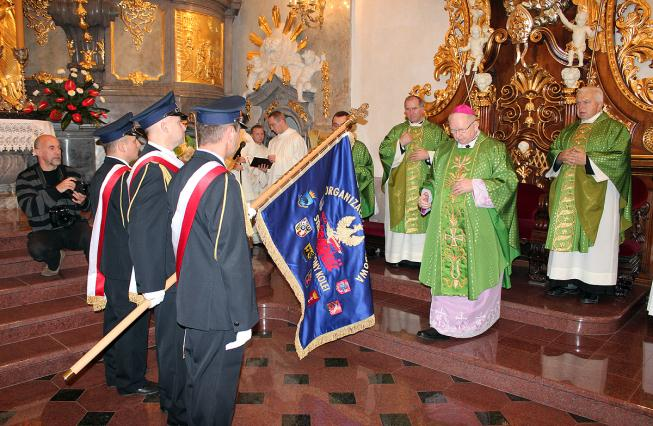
[
  {"xmin": 424, "ymin": 0, "xmax": 491, "ymax": 117},
  {"xmin": 110, "ymin": 7, "xmax": 165, "ymax": 86},
  {"xmin": 174, "ymin": 9, "xmax": 224, "ymax": 87}
]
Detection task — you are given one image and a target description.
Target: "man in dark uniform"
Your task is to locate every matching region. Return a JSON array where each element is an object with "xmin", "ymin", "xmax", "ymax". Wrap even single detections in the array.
[
  {"xmin": 168, "ymin": 96, "xmax": 259, "ymax": 425},
  {"xmin": 88, "ymin": 113, "xmax": 156, "ymax": 396},
  {"xmin": 129, "ymin": 92, "xmax": 187, "ymax": 424}
]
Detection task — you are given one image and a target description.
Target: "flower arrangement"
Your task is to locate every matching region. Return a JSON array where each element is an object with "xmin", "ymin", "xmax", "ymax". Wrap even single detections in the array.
[{"xmin": 24, "ymin": 67, "xmax": 109, "ymax": 130}]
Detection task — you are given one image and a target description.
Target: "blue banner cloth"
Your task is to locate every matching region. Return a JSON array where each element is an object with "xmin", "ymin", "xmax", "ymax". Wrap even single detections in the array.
[{"xmin": 256, "ymin": 133, "xmax": 375, "ymax": 358}]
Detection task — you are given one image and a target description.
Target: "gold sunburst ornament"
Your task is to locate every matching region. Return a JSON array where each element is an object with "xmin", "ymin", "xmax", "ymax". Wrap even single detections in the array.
[{"xmin": 245, "ymin": 6, "xmax": 307, "ymax": 95}]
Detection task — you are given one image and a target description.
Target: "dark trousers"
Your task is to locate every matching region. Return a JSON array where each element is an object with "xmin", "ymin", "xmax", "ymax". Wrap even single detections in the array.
[
  {"xmin": 183, "ymin": 328, "xmax": 243, "ymax": 426},
  {"xmin": 155, "ymin": 287, "xmax": 187, "ymax": 425},
  {"xmin": 27, "ymin": 220, "xmax": 91, "ymax": 269},
  {"xmin": 102, "ymin": 278, "xmax": 149, "ymax": 393}
]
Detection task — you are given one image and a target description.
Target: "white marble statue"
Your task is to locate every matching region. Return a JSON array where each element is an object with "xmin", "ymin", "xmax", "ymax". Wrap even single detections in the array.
[
  {"xmin": 561, "ymin": 67, "xmax": 581, "ymax": 89},
  {"xmin": 291, "ymin": 50, "xmax": 325, "ymax": 102},
  {"xmin": 243, "ymin": 56, "xmax": 266, "ymax": 97},
  {"xmin": 557, "ymin": 7, "xmax": 595, "ymax": 67},
  {"xmin": 474, "ymin": 72, "xmax": 493, "ymax": 92},
  {"xmin": 461, "ymin": 24, "xmax": 492, "ymax": 75}
]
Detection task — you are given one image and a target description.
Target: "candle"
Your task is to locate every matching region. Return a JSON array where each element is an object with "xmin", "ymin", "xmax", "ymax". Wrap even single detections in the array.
[{"xmin": 14, "ymin": 0, "xmax": 25, "ymax": 49}]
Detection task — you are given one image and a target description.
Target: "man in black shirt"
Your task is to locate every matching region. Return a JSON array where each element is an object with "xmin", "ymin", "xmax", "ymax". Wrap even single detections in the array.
[{"xmin": 16, "ymin": 134, "xmax": 91, "ymax": 276}]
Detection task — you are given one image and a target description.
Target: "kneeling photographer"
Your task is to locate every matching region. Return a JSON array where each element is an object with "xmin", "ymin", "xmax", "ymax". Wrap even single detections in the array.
[{"xmin": 16, "ymin": 135, "xmax": 91, "ymax": 277}]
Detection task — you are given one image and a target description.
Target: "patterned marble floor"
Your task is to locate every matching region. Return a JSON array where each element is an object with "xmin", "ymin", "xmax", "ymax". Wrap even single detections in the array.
[{"xmin": 0, "ymin": 319, "xmax": 604, "ymax": 426}]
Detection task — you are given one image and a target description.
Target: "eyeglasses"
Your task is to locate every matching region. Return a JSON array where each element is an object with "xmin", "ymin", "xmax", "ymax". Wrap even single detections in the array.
[{"xmin": 450, "ymin": 120, "xmax": 477, "ymax": 134}]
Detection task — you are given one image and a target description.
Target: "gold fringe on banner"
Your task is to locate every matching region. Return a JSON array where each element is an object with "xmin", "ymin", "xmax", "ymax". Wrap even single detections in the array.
[{"xmin": 254, "ymin": 133, "xmax": 375, "ymax": 360}]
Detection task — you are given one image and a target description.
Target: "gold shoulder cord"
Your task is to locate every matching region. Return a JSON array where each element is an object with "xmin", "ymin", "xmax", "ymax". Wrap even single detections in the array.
[
  {"xmin": 127, "ymin": 163, "xmax": 150, "ymax": 222},
  {"xmin": 214, "ymin": 174, "xmax": 229, "ymax": 260},
  {"xmin": 119, "ymin": 174, "xmax": 126, "ymax": 228}
]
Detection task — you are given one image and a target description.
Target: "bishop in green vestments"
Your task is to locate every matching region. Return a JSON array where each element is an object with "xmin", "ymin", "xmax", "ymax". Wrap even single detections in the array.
[
  {"xmin": 416, "ymin": 105, "xmax": 519, "ymax": 340},
  {"xmin": 379, "ymin": 96, "xmax": 449, "ymax": 264},
  {"xmin": 545, "ymin": 87, "xmax": 631, "ymax": 304},
  {"xmin": 332, "ymin": 111, "xmax": 375, "ymax": 219}
]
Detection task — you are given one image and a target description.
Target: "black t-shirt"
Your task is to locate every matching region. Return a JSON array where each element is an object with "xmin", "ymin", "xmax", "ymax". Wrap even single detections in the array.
[{"xmin": 42, "ymin": 169, "xmax": 60, "ymax": 188}]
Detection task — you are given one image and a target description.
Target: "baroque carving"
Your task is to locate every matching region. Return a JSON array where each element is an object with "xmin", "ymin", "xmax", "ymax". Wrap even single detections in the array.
[
  {"xmin": 117, "ymin": 0, "xmax": 157, "ymax": 51},
  {"xmin": 503, "ymin": 0, "xmax": 570, "ymax": 26},
  {"xmin": 494, "ymin": 64, "xmax": 565, "ymax": 187},
  {"xmin": 606, "ymin": 0, "xmax": 653, "ymax": 112},
  {"xmin": 287, "ymin": 100, "xmax": 308, "ymax": 123},
  {"xmin": 174, "ymin": 9, "xmax": 224, "ymax": 87},
  {"xmin": 24, "ymin": 0, "xmax": 56, "ymax": 46},
  {"xmin": 643, "ymin": 127, "xmax": 653, "ymax": 153},
  {"xmin": 425, "ymin": 0, "xmax": 491, "ymax": 117},
  {"xmin": 506, "ymin": 4, "xmax": 534, "ymax": 66}
]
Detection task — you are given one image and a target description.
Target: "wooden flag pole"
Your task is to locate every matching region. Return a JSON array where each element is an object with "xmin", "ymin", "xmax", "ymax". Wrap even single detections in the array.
[
  {"xmin": 63, "ymin": 275, "xmax": 176, "ymax": 383},
  {"xmin": 63, "ymin": 103, "xmax": 369, "ymax": 384}
]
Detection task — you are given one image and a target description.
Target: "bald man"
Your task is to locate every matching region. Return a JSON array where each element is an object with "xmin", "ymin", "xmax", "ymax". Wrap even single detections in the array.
[
  {"xmin": 16, "ymin": 135, "xmax": 91, "ymax": 276},
  {"xmin": 545, "ymin": 86, "xmax": 632, "ymax": 304}
]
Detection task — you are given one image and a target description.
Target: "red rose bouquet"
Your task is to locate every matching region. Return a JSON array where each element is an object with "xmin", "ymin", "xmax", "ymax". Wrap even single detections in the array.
[{"xmin": 25, "ymin": 67, "xmax": 109, "ymax": 130}]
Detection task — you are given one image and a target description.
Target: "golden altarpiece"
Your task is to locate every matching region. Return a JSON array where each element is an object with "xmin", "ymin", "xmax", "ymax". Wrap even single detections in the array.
[{"xmin": 415, "ymin": 0, "xmax": 653, "ymax": 289}]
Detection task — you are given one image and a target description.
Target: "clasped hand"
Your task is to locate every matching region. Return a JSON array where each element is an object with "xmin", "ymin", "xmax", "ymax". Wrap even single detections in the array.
[{"xmin": 558, "ymin": 147, "xmax": 587, "ymax": 166}]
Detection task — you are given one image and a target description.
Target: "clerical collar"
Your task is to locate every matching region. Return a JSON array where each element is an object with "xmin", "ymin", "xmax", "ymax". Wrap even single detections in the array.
[
  {"xmin": 197, "ymin": 148, "xmax": 225, "ymax": 165},
  {"xmin": 106, "ymin": 155, "xmax": 130, "ymax": 167},
  {"xmin": 580, "ymin": 111, "xmax": 602, "ymax": 124},
  {"xmin": 457, "ymin": 132, "xmax": 480, "ymax": 149},
  {"xmin": 409, "ymin": 120, "xmax": 424, "ymax": 127}
]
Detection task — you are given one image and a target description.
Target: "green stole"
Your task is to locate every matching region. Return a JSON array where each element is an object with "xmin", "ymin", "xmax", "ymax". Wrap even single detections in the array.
[
  {"xmin": 379, "ymin": 121, "xmax": 448, "ymax": 234},
  {"xmin": 546, "ymin": 113, "xmax": 632, "ymax": 252}
]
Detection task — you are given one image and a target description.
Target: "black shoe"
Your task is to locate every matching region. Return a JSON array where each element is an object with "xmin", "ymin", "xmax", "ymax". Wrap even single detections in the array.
[
  {"xmin": 416, "ymin": 327, "xmax": 450, "ymax": 341},
  {"xmin": 546, "ymin": 286, "xmax": 579, "ymax": 296},
  {"xmin": 118, "ymin": 380, "xmax": 158, "ymax": 396},
  {"xmin": 581, "ymin": 293, "xmax": 599, "ymax": 304},
  {"xmin": 400, "ymin": 260, "xmax": 421, "ymax": 269},
  {"xmin": 386, "ymin": 262, "xmax": 400, "ymax": 268}
]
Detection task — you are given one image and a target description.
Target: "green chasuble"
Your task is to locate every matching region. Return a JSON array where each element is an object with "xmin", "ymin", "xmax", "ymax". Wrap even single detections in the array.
[
  {"xmin": 545, "ymin": 112, "xmax": 632, "ymax": 253},
  {"xmin": 419, "ymin": 134, "xmax": 520, "ymax": 299},
  {"xmin": 351, "ymin": 139, "xmax": 375, "ymax": 219},
  {"xmin": 379, "ymin": 121, "xmax": 449, "ymax": 234}
]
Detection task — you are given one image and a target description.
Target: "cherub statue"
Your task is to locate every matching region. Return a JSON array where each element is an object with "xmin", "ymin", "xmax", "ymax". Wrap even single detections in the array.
[
  {"xmin": 461, "ymin": 24, "xmax": 491, "ymax": 75},
  {"xmin": 292, "ymin": 50, "xmax": 325, "ymax": 102},
  {"xmin": 557, "ymin": 6, "xmax": 595, "ymax": 67},
  {"xmin": 243, "ymin": 56, "xmax": 266, "ymax": 97},
  {"xmin": 561, "ymin": 67, "xmax": 581, "ymax": 89}
]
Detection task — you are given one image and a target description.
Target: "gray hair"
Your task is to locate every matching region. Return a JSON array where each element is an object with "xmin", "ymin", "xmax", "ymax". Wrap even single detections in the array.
[{"xmin": 577, "ymin": 86, "xmax": 604, "ymax": 104}]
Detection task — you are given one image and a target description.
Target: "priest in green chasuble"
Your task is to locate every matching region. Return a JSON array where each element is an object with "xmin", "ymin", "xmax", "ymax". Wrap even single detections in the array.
[
  {"xmin": 416, "ymin": 105, "xmax": 519, "ymax": 340},
  {"xmin": 379, "ymin": 95, "xmax": 449, "ymax": 265},
  {"xmin": 332, "ymin": 111, "xmax": 375, "ymax": 219},
  {"xmin": 545, "ymin": 87, "xmax": 632, "ymax": 304}
]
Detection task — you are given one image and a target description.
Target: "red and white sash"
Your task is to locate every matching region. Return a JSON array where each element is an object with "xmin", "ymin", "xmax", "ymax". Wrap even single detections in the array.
[
  {"xmin": 86, "ymin": 164, "xmax": 130, "ymax": 311},
  {"xmin": 171, "ymin": 161, "xmax": 228, "ymax": 280},
  {"xmin": 127, "ymin": 150, "xmax": 184, "ymax": 191}
]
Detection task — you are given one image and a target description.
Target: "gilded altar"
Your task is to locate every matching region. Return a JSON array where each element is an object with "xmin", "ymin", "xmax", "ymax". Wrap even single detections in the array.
[{"xmin": 420, "ymin": 0, "xmax": 653, "ymax": 283}]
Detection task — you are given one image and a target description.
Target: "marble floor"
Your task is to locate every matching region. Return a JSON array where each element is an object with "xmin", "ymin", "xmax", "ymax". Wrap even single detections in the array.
[{"xmin": 0, "ymin": 318, "xmax": 604, "ymax": 426}]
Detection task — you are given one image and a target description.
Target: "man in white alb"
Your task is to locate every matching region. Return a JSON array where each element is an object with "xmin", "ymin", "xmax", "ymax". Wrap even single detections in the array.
[{"xmin": 266, "ymin": 111, "xmax": 307, "ymax": 186}]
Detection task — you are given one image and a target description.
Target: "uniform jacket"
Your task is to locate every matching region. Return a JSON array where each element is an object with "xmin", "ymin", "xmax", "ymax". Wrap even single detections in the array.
[
  {"xmin": 167, "ymin": 150, "xmax": 259, "ymax": 332},
  {"xmin": 128, "ymin": 144, "xmax": 178, "ymax": 293},
  {"xmin": 89, "ymin": 157, "xmax": 132, "ymax": 281}
]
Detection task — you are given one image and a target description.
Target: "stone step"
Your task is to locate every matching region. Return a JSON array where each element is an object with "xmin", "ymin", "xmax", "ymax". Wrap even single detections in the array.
[
  {"xmin": 0, "ymin": 322, "xmax": 156, "ymax": 389},
  {"xmin": 0, "ymin": 266, "xmax": 87, "ymax": 309},
  {"xmin": 0, "ymin": 295, "xmax": 101, "ymax": 346},
  {"xmin": 0, "ymin": 248, "xmax": 87, "ymax": 279}
]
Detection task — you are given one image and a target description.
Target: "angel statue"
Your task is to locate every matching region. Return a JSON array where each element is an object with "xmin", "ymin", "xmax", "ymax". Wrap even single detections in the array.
[
  {"xmin": 557, "ymin": 6, "xmax": 595, "ymax": 67},
  {"xmin": 291, "ymin": 50, "xmax": 325, "ymax": 102},
  {"xmin": 461, "ymin": 24, "xmax": 492, "ymax": 75}
]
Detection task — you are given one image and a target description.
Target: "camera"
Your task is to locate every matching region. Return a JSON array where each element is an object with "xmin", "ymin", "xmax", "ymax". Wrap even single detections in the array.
[
  {"xmin": 49, "ymin": 205, "xmax": 75, "ymax": 229},
  {"xmin": 74, "ymin": 180, "xmax": 89, "ymax": 196},
  {"xmin": 65, "ymin": 179, "xmax": 89, "ymax": 198}
]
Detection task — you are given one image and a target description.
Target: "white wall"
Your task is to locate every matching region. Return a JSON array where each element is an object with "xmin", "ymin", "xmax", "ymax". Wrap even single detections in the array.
[{"xmin": 350, "ymin": 0, "xmax": 449, "ymax": 178}]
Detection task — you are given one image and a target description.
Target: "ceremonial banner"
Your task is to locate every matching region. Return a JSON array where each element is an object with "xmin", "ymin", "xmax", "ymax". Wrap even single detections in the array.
[{"xmin": 257, "ymin": 133, "xmax": 375, "ymax": 358}]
